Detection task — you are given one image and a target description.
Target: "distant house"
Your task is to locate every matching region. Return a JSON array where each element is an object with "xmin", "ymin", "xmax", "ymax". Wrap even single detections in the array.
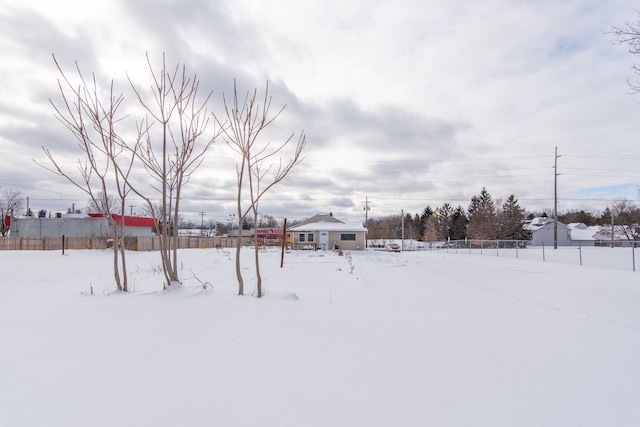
[
  {"xmin": 524, "ymin": 217, "xmax": 571, "ymax": 246},
  {"xmin": 525, "ymin": 217, "xmax": 632, "ymax": 247},
  {"xmin": 288, "ymin": 213, "xmax": 367, "ymax": 251},
  {"xmin": 10, "ymin": 213, "xmax": 156, "ymax": 238},
  {"xmin": 566, "ymin": 223, "xmax": 601, "ymax": 247}
]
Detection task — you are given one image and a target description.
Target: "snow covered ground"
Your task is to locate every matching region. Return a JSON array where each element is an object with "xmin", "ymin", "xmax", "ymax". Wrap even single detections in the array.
[{"xmin": 1, "ymin": 247, "xmax": 639, "ymax": 426}]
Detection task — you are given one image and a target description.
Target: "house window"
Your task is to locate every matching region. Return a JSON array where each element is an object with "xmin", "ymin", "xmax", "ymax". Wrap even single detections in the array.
[
  {"xmin": 341, "ymin": 233, "xmax": 356, "ymax": 241},
  {"xmin": 307, "ymin": 233, "xmax": 314, "ymax": 242},
  {"xmin": 299, "ymin": 233, "xmax": 305, "ymax": 242}
]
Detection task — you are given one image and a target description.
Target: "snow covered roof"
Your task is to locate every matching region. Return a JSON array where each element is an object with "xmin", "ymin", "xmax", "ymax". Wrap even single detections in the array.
[
  {"xmin": 524, "ymin": 217, "xmax": 556, "ymax": 231},
  {"xmin": 568, "ymin": 222, "xmax": 588, "ymax": 230},
  {"xmin": 569, "ymin": 227, "xmax": 599, "ymax": 241},
  {"xmin": 289, "ymin": 220, "xmax": 367, "ymax": 232}
]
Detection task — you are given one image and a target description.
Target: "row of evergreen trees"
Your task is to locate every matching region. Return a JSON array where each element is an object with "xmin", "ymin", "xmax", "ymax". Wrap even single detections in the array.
[{"xmin": 367, "ymin": 188, "xmax": 532, "ymax": 242}]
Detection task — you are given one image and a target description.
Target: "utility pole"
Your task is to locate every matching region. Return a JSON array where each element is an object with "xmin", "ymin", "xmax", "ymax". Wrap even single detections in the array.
[
  {"xmin": 401, "ymin": 209, "xmax": 405, "ymax": 251},
  {"xmin": 199, "ymin": 211, "xmax": 206, "ymax": 236},
  {"xmin": 362, "ymin": 197, "xmax": 372, "ymax": 248},
  {"xmin": 362, "ymin": 196, "xmax": 372, "ymax": 226},
  {"xmin": 553, "ymin": 146, "xmax": 561, "ymax": 249},
  {"xmin": 611, "ymin": 208, "xmax": 615, "ymax": 246},
  {"xmin": 130, "ymin": 205, "xmax": 136, "ymax": 216}
]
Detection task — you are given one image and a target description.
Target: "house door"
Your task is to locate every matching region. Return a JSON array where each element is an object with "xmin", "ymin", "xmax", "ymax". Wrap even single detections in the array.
[{"xmin": 319, "ymin": 231, "xmax": 328, "ymax": 250}]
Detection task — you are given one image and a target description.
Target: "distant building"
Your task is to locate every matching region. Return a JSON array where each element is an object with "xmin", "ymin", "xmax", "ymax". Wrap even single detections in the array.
[
  {"xmin": 10, "ymin": 213, "xmax": 156, "ymax": 238},
  {"xmin": 525, "ymin": 217, "xmax": 632, "ymax": 247},
  {"xmin": 566, "ymin": 223, "xmax": 601, "ymax": 247},
  {"xmin": 524, "ymin": 217, "xmax": 571, "ymax": 246},
  {"xmin": 288, "ymin": 213, "xmax": 367, "ymax": 250}
]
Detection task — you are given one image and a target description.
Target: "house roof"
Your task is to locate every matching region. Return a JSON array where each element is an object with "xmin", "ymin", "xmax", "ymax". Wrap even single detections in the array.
[
  {"xmin": 567, "ymin": 222, "xmax": 588, "ymax": 230},
  {"xmin": 524, "ymin": 217, "xmax": 570, "ymax": 231},
  {"xmin": 289, "ymin": 220, "xmax": 367, "ymax": 232},
  {"xmin": 87, "ymin": 213, "xmax": 156, "ymax": 228},
  {"xmin": 569, "ymin": 227, "xmax": 598, "ymax": 241},
  {"xmin": 293, "ymin": 213, "xmax": 342, "ymax": 227}
]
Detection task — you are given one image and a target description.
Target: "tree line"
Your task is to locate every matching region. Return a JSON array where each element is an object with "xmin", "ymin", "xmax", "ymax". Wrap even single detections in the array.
[
  {"xmin": 367, "ymin": 188, "xmax": 640, "ymax": 242},
  {"xmin": 367, "ymin": 188, "xmax": 531, "ymax": 242}
]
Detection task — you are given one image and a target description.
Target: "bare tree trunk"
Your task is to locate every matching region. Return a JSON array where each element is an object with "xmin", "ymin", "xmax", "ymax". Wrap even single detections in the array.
[
  {"xmin": 215, "ymin": 80, "xmax": 305, "ymax": 298},
  {"xmin": 118, "ymin": 202, "xmax": 128, "ymax": 292},
  {"xmin": 127, "ymin": 53, "xmax": 219, "ymax": 288},
  {"xmin": 253, "ymin": 209, "xmax": 262, "ymax": 297},
  {"xmin": 110, "ymin": 218, "xmax": 122, "ymax": 291},
  {"xmin": 235, "ymin": 208, "xmax": 245, "ymax": 295}
]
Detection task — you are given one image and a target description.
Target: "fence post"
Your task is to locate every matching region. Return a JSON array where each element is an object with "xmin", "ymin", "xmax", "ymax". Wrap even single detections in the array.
[
  {"xmin": 542, "ymin": 243, "xmax": 545, "ymax": 262},
  {"xmin": 579, "ymin": 242, "xmax": 582, "ymax": 266},
  {"xmin": 62, "ymin": 235, "xmax": 65, "ymax": 255},
  {"xmin": 496, "ymin": 240, "xmax": 499, "ymax": 257},
  {"xmin": 633, "ymin": 242, "xmax": 636, "ymax": 272}
]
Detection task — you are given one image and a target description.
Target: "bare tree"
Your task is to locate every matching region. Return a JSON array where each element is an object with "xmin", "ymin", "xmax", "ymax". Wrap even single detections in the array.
[
  {"xmin": 0, "ymin": 188, "xmax": 24, "ymax": 236},
  {"xmin": 216, "ymin": 80, "xmax": 305, "ymax": 297},
  {"xmin": 40, "ymin": 55, "xmax": 137, "ymax": 291},
  {"xmin": 611, "ymin": 197, "xmax": 640, "ymax": 240},
  {"xmin": 608, "ymin": 12, "xmax": 640, "ymax": 92},
  {"xmin": 87, "ymin": 192, "xmax": 119, "ymax": 214},
  {"xmin": 127, "ymin": 53, "xmax": 220, "ymax": 287}
]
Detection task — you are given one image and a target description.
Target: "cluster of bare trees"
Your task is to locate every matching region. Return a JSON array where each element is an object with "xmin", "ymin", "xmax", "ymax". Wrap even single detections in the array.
[
  {"xmin": 41, "ymin": 54, "xmax": 305, "ymax": 296},
  {"xmin": 0, "ymin": 188, "xmax": 24, "ymax": 236},
  {"xmin": 609, "ymin": 11, "xmax": 640, "ymax": 92},
  {"xmin": 605, "ymin": 198, "xmax": 640, "ymax": 241}
]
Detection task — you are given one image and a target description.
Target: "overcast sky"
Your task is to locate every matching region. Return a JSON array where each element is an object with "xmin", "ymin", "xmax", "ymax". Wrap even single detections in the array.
[{"xmin": 1, "ymin": 0, "xmax": 639, "ymax": 224}]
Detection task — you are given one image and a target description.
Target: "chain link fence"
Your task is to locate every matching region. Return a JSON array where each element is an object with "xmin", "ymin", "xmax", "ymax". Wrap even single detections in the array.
[{"xmin": 396, "ymin": 239, "xmax": 638, "ymax": 272}]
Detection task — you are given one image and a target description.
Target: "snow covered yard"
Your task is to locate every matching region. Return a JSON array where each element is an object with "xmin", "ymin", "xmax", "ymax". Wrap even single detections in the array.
[{"xmin": 1, "ymin": 247, "xmax": 639, "ymax": 426}]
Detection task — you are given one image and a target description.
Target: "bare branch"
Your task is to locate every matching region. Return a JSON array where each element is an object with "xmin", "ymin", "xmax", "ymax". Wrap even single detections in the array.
[{"xmin": 215, "ymin": 79, "xmax": 306, "ymax": 297}]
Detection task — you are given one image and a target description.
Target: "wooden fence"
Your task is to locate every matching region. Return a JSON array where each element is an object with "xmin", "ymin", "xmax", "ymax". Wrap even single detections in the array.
[
  {"xmin": 0, "ymin": 236, "xmax": 238, "ymax": 251},
  {"xmin": 127, "ymin": 236, "xmax": 238, "ymax": 251}
]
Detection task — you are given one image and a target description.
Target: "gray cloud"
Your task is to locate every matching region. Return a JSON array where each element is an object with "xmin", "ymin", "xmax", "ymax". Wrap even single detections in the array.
[{"xmin": 1, "ymin": 1, "xmax": 639, "ymax": 221}]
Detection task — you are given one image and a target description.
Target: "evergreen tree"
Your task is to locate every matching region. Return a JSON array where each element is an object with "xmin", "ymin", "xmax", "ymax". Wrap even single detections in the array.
[
  {"xmin": 467, "ymin": 187, "xmax": 496, "ymax": 240},
  {"xmin": 415, "ymin": 206, "xmax": 433, "ymax": 241},
  {"xmin": 420, "ymin": 206, "xmax": 435, "ymax": 240},
  {"xmin": 404, "ymin": 212, "xmax": 417, "ymax": 240},
  {"xmin": 600, "ymin": 208, "xmax": 613, "ymax": 226},
  {"xmin": 496, "ymin": 194, "xmax": 531, "ymax": 240},
  {"xmin": 413, "ymin": 213, "xmax": 424, "ymax": 241},
  {"xmin": 435, "ymin": 203, "xmax": 454, "ymax": 240},
  {"xmin": 449, "ymin": 205, "xmax": 468, "ymax": 240}
]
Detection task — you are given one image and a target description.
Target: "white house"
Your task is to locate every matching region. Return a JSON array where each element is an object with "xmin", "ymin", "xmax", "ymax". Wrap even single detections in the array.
[
  {"xmin": 526, "ymin": 217, "xmax": 633, "ymax": 247},
  {"xmin": 524, "ymin": 217, "xmax": 572, "ymax": 246},
  {"xmin": 288, "ymin": 213, "xmax": 367, "ymax": 251}
]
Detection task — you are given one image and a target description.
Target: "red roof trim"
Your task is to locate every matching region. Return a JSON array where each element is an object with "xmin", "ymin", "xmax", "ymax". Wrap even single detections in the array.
[{"xmin": 87, "ymin": 213, "xmax": 156, "ymax": 228}]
